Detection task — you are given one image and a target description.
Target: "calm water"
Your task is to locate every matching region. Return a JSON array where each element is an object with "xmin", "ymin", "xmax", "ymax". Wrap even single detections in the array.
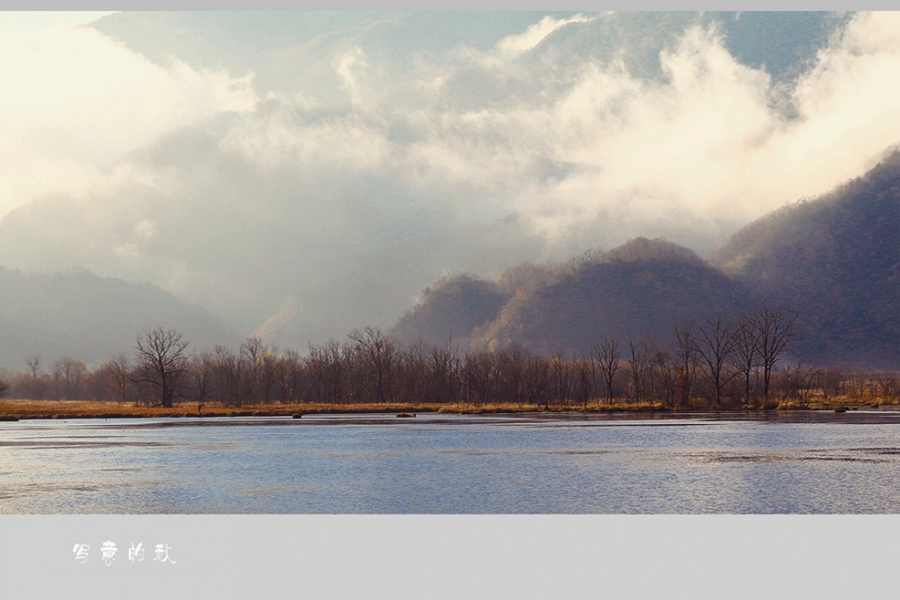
[{"xmin": 4, "ymin": 411, "xmax": 900, "ymax": 514}]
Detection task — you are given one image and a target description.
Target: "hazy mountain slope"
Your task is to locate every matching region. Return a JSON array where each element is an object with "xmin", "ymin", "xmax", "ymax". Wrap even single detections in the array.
[
  {"xmin": 0, "ymin": 267, "xmax": 237, "ymax": 368},
  {"xmin": 468, "ymin": 238, "xmax": 755, "ymax": 357},
  {"xmin": 391, "ymin": 275, "xmax": 509, "ymax": 347},
  {"xmin": 711, "ymin": 149, "xmax": 900, "ymax": 366}
]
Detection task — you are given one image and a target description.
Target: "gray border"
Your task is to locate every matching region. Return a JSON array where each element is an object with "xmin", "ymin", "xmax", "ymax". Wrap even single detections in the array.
[
  {"xmin": 5, "ymin": 514, "xmax": 900, "ymax": 597},
  {"xmin": 0, "ymin": 1, "xmax": 885, "ymax": 10}
]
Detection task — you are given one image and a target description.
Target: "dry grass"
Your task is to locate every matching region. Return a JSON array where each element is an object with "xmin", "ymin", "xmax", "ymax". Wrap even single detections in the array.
[
  {"xmin": 437, "ymin": 401, "xmax": 669, "ymax": 415},
  {"xmin": 0, "ymin": 399, "xmax": 447, "ymax": 420},
  {"xmin": 776, "ymin": 395, "xmax": 900, "ymax": 411},
  {"xmin": 0, "ymin": 398, "xmax": 669, "ymax": 419},
  {"xmin": 3, "ymin": 395, "xmax": 896, "ymax": 420}
]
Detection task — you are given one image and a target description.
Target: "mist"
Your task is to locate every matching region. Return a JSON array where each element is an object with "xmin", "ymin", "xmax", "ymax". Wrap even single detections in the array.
[{"xmin": 1, "ymin": 11, "xmax": 899, "ymax": 349}]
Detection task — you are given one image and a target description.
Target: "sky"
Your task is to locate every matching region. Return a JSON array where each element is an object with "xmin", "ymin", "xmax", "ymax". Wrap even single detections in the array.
[
  {"xmin": 3, "ymin": 11, "xmax": 900, "ymax": 346},
  {"xmin": 0, "ymin": 11, "xmax": 116, "ymax": 27}
]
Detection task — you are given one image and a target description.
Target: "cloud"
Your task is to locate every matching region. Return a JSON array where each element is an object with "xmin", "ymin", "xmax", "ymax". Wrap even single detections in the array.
[
  {"xmin": 334, "ymin": 47, "xmax": 369, "ymax": 104},
  {"xmin": 5, "ymin": 12, "xmax": 900, "ymax": 347},
  {"xmin": 493, "ymin": 14, "xmax": 594, "ymax": 61},
  {"xmin": 134, "ymin": 218, "xmax": 158, "ymax": 240},
  {"xmin": 774, "ymin": 12, "xmax": 900, "ymax": 185},
  {"xmin": 0, "ymin": 21, "xmax": 257, "ymax": 217}
]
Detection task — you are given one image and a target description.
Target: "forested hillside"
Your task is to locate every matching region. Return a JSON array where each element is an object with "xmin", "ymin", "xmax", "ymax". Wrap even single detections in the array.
[{"xmin": 712, "ymin": 149, "xmax": 900, "ymax": 365}]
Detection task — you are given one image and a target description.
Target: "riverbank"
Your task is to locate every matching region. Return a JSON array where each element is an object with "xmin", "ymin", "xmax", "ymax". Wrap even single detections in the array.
[{"xmin": 0, "ymin": 396, "xmax": 894, "ymax": 420}]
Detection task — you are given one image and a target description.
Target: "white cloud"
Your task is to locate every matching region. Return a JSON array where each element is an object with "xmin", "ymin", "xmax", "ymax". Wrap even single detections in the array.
[
  {"xmin": 7, "ymin": 12, "xmax": 900, "ymax": 344},
  {"xmin": 335, "ymin": 47, "xmax": 369, "ymax": 105},
  {"xmin": 218, "ymin": 109, "xmax": 392, "ymax": 176},
  {"xmin": 0, "ymin": 21, "xmax": 257, "ymax": 217},
  {"xmin": 494, "ymin": 14, "xmax": 594, "ymax": 60},
  {"xmin": 134, "ymin": 218, "xmax": 157, "ymax": 240},
  {"xmin": 205, "ymin": 13, "xmax": 900, "ymax": 255}
]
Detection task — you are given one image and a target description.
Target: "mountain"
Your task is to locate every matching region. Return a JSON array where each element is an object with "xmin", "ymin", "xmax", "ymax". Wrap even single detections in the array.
[
  {"xmin": 0, "ymin": 267, "xmax": 237, "ymax": 368},
  {"xmin": 391, "ymin": 274, "xmax": 509, "ymax": 347},
  {"xmin": 395, "ymin": 238, "xmax": 755, "ymax": 357},
  {"xmin": 711, "ymin": 149, "xmax": 900, "ymax": 366},
  {"xmin": 473, "ymin": 238, "xmax": 757, "ymax": 356}
]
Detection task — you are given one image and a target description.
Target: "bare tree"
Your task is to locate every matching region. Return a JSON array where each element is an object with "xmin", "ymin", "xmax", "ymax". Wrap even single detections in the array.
[
  {"xmin": 820, "ymin": 367, "xmax": 844, "ymax": 400},
  {"xmin": 134, "ymin": 327, "xmax": 190, "ymax": 408},
  {"xmin": 279, "ymin": 348, "xmax": 304, "ymax": 405},
  {"xmin": 779, "ymin": 361, "xmax": 819, "ymax": 405},
  {"xmin": 25, "ymin": 355, "xmax": 41, "ymax": 380},
  {"xmin": 497, "ymin": 343, "xmax": 529, "ymax": 405},
  {"xmin": 525, "ymin": 355, "xmax": 551, "ymax": 409},
  {"xmin": 189, "ymin": 351, "xmax": 217, "ymax": 414},
  {"xmin": 348, "ymin": 327, "xmax": 398, "ymax": 403},
  {"xmin": 694, "ymin": 312, "xmax": 738, "ymax": 407},
  {"xmin": 574, "ymin": 358, "xmax": 595, "ymax": 408},
  {"xmin": 626, "ymin": 337, "xmax": 652, "ymax": 402},
  {"xmin": 461, "ymin": 350, "xmax": 495, "ymax": 406},
  {"xmin": 398, "ymin": 340, "xmax": 429, "ymax": 404},
  {"xmin": 673, "ymin": 321, "xmax": 700, "ymax": 408},
  {"xmin": 592, "ymin": 338, "xmax": 620, "ymax": 404},
  {"xmin": 732, "ymin": 315, "xmax": 762, "ymax": 407},
  {"xmin": 427, "ymin": 342, "xmax": 458, "ymax": 404},
  {"xmin": 752, "ymin": 307, "xmax": 798, "ymax": 403},
  {"xmin": 550, "ymin": 350, "xmax": 574, "ymax": 406},
  {"xmin": 213, "ymin": 345, "xmax": 243, "ymax": 406},
  {"xmin": 106, "ymin": 353, "xmax": 132, "ymax": 402},
  {"xmin": 21, "ymin": 355, "xmax": 47, "ymax": 399},
  {"xmin": 650, "ymin": 346, "xmax": 677, "ymax": 407},
  {"xmin": 240, "ymin": 336, "xmax": 274, "ymax": 405},
  {"xmin": 52, "ymin": 357, "xmax": 88, "ymax": 400}
]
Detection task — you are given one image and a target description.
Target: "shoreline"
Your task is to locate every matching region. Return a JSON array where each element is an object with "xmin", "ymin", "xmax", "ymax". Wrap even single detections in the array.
[{"xmin": 0, "ymin": 397, "xmax": 894, "ymax": 421}]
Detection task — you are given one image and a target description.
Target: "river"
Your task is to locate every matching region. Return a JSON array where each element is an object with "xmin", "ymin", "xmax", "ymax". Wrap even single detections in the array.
[{"xmin": 3, "ymin": 410, "xmax": 900, "ymax": 513}]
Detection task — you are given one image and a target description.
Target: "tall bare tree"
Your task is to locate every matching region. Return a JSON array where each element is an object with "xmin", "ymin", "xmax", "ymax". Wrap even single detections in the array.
[
  {"xmin": 752, "ymin": 307, "xmax": 798, "ymax": 404},
  {"xmin": 189, "ymin": 350, "xmax": 217, "ymax": 413},
  {"xmin": 626, "ymin": 337, "xmax": 652, "ymax": 402},
  {"xmin": 106, "ymin": 353, "xmax": 132, "ymax": 402},
  {"xmin": 427, "ymin": 342, "xmax": 458, "ymax": 403},
  {"xmin": 592, "ymin": 338, "xmax": 620, "ymax": 404},
  {"xmin": 348, "ymin": 327, "xmax": 398, "ymax": 403},
  {"xmin": 574, "ymin": 358, "xmax": 595, "ymax": 408},
  {"xmin": 673, "ymin": 321, "xmax": 700, "ymax": 408},
  {"xmin": 650, "ymin": 346, "xmax": 677, "ymax": 407},
  {"xmin": 732, "ymin": 315, "xmax": 762, "ymax": 407},
  {"xmin": 550, "ymin": 350, "xmax": 574, "ymax": 406},
  {"xmin": 694, "ymin": 312, "xmax": 738, "ymax": 406},
  {"xmin": 134, "ymin": 327, "xmax": 190, "ymax": 408},
  {"xmin": 213, "ymin": 345, "xmax": 243, "ymax": 406}
]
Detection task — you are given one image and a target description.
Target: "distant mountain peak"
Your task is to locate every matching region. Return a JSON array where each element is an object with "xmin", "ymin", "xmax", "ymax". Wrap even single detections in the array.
[{"xmin": 601, "ymin": 237, "xmax": 703, "ymax": 265}]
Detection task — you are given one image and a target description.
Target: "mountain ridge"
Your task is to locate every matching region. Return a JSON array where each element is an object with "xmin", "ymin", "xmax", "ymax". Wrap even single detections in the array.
[{"xmin": 394, "ymin": 151, "xmax": 900, "ymax": 367}]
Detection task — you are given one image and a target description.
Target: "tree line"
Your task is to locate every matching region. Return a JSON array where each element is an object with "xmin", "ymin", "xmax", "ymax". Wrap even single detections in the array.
[{"xmin": 2, "ymin": 307, "xmax": 896, "ymax": 409}]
